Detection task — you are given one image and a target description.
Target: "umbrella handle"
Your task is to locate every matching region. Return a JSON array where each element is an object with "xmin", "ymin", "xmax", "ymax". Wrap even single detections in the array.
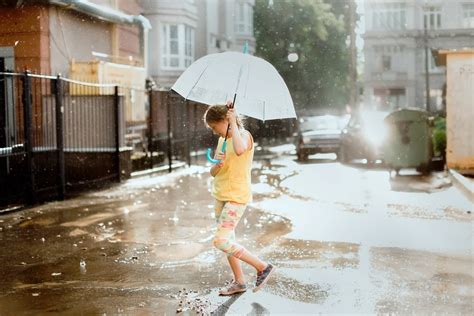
[
  {"xmin": 206, "ymin": 148, "xmax": 220, "ymax": 164},
  {"xmin": 206, "ymin": 141, "xmax": 227, "ymax": 164}
]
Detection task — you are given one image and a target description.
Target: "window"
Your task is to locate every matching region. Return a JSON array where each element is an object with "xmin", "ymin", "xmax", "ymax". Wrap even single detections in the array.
[
  {"xmin": 373, "ymin": 45, "xmax": 405, "ymax": 72},
  {"xmin": 184, "ymin": 26, "xmax": 194, "ymax": 67},
  {"xmin": 429, "ymin": 89, "xmax": 443, "ymax": 111},
  {"xmin": 372, "ymin": 3, "xmax": 406, "ymax": 30},
  {"xmin": 423, "ymin": 6, "xmax": 442, "ymax": 30},
  {"xmin": 374, "ymin": 88, "xmax": 406, "ymax": 109},
  {"xmin": 463, "ymin": 3, "xmax": 474, "ymax": 28},
  {"xmin": 426, "ymin": 53, "xmax": 444, "ymax": 73},
  {"xmin": 161, "ymin": 24, "xmax": 195, "ymax": 69},
  {"xmin": 382, "ymin": 55, "xmax": 391, "ymax": 71},
  {"xmin": 235, "ymin": 2, "xmax": 253, "ymax": 35}
]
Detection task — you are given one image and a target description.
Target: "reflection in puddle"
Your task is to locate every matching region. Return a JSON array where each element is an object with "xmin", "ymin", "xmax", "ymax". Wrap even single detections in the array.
[{"xmin": 265, "ymin": 274, "xmax": 329, "ymax": 304}]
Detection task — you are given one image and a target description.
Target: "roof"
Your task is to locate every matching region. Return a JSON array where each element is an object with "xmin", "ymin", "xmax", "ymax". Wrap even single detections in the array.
[
  {"xmin": 432, "ymin": 48, "xmax": 474, "ymax": 67},
  {"xmin": 48, "ymin": 0, "xmax": 151, "ymax": 30}
]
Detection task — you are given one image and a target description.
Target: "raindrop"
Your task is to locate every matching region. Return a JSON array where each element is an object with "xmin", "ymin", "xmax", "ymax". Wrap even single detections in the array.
[{"xmin": 80, "ymin": 259, "xmax": 86, "ymax": 267}]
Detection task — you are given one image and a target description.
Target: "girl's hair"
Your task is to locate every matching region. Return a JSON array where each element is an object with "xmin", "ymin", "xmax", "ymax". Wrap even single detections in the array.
[{"xmin": 204, "ymin": 104, "xmax": 244, "ymax": 129}]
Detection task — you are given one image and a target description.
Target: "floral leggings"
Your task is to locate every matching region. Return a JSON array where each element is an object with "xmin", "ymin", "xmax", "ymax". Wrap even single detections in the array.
[{"xmin": 213, "ymin": 200, "xmax": 247, "ymax": 258}]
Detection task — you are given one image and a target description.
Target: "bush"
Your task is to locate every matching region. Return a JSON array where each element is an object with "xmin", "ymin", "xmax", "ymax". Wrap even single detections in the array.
[{"xmin": 432, "ymin": 117, "xmax": 446, "ymax": 158}]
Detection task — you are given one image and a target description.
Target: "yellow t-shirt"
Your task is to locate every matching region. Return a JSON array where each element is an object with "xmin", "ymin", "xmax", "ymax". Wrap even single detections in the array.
[{"xmin": 212, "ymin": 130, "xmax": 254, "ymax": 204}]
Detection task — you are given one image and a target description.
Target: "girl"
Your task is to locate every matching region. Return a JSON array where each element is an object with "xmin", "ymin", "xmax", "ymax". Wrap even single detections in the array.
[{"xmin": 204, "ymin": 102, "xmax": 275, "ymax": 296}]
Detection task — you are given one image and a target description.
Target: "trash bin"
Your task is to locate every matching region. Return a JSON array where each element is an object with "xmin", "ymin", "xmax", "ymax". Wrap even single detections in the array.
[{"xmin": 383, "ymin": 108, "xmax": 432, "ymax": 175}]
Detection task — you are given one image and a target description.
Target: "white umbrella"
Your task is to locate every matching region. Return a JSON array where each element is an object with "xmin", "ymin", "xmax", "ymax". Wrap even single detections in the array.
[{"xmin": 171, "ymin": 51, "xmax": 296, "ymax": 121}]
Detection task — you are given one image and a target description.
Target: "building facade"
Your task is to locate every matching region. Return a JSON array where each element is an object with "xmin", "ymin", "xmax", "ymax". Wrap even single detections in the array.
[
  {"xmin": 0, "ymin": 0, "xmax": 151, "ymax": 145},
  {"xmin": 0, "ymin": 0, "xmax": 149, "ymax": 75},
  {"xmin": 363, "ymin": 0, "xmax": 474, "ymax": 111},
  {"xmin": 140, "ymin": 0, "xmax": 256, "ymax": 88}
]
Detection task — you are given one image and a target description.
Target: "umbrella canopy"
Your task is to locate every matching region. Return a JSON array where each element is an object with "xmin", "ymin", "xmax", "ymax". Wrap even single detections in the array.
[{"xmin": 171, "ymin": 51, "xmax": 296, "ymax": 121}]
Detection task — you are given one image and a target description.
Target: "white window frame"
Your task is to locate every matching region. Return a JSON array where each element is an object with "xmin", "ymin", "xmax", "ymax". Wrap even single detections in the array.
[
  {"xmin": 423, "ymin": 6, "xmax": 442, "ymax": 30},
  {"xmin": 235, "ymin": 2, "xmax": 253, "ymax": 35},
  {"xmin": 463, "ymin": 3, "xmax": 474, "ymax": 28},
  {"xmin": 371, "ymin": 3, "xmax": 406, "ymax": 30},
  {"xmin": 161, "ymin": 24, "xmax": 195, "ymax": 70}
]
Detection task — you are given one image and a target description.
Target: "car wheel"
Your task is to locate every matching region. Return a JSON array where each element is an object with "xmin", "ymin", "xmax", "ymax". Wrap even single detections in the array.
[
  {"xmin": 416, "ymin": 164, "xmax": 430, "ymax": 175},
  {"xmin": 297, "ymin": 152, "xmax": 308, "ymax": 161}
]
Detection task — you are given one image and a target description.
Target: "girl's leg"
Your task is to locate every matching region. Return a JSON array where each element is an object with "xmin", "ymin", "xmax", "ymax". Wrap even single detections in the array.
[
  {"xmin": 235, "ymin": 249, "xmax": 267, "ymax": 272},
  {"xmin": 213, "ymin": 202, "xmax": 268, "ymax": 273},
  {"xmin": 214, "ymin": 201, "xmax": 245, "ymax": 283},
  {"xmin": 227, "ymin": 255, "xmax": 245, "ymax": 284}
]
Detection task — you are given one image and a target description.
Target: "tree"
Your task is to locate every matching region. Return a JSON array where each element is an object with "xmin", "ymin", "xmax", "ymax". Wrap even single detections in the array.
[{"xmin": 254, "ymin": 0, "xmax": 351, "ymax": 113}]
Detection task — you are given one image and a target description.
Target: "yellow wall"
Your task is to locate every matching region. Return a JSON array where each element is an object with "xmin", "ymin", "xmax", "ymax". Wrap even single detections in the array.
[{"xmin": 69, "ymin": 60, "xmax": 146, "ymax": 124}]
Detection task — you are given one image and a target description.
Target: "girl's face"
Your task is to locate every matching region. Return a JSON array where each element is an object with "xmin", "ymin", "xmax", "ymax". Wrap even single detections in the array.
[{"xmin": 209, "ymin": 120, "xmax": 229, "ymax": 138}]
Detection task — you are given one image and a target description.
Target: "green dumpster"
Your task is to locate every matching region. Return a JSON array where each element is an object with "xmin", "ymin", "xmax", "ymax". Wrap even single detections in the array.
[{"xmin": 383, "ymin": 108, "xmax": 432, "ymax": 174}]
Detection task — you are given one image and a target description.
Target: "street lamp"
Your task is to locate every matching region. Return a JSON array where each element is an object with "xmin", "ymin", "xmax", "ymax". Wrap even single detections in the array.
[
  {"xmin": 288, "ymin": 42, "xmax": 298, "ymax": 63},
  {"xmin": 288, "ymin": 52, "xmax": 299, "ymax": 62}
]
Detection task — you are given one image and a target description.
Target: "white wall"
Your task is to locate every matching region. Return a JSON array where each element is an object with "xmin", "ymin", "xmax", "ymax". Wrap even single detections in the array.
[
  {"xmin": 446, "ymin": 51, "xmax": 474, "ymax": 173},
  {"xmin": 49, "ymin": 6, "xmax": 113, "ymax": 76}
]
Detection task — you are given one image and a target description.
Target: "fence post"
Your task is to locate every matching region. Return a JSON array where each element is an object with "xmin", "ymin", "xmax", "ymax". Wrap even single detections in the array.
[
  {"xmin": 166, "ymin": 91, "xmax": 172, "ymax": 173},
  {"xmin": 147, "ymin": 84, "xmax": 153, "ymax": 170},
  {"xmin": 114, "ymin": 85, "xmax": 121, "ymax": 182},
  {"xmin": 22, "ymin": 71, "xmax": 36, "ymax": 204},
  {"xmin": 55, "ymin": 75, "xmax": 65, "ymax": 200}
]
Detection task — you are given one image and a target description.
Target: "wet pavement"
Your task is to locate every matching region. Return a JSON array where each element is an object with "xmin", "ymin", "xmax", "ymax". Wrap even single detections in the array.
[{"xmin": 0, "ymin": 146, "xmax": 472, "ymax": 315}]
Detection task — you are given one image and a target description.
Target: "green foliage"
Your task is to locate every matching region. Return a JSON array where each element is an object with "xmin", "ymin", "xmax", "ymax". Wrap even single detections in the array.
[
  {"xmin": 254, "ymin": 0, "xmax": 352, "ymax": 111},
  {"xmin": 432, "ymin": 117, "xmax": 446, "ymax": 157}
]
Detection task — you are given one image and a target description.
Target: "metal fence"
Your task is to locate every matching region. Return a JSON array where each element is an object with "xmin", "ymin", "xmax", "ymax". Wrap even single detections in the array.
[
  {"xmin": 145, "ymin": 89, "xmax": 214, "ymax": 172},
  {"xmin": 0, "ymin": 71, "xmax": 125, "ymax": 208},
  {"xmin": 139, "ymin": 88, "xmax": 295, "ymax": 173},
  {"xmin": 0, "ymin": 70, "xmax": 295, "ymax": 209}
]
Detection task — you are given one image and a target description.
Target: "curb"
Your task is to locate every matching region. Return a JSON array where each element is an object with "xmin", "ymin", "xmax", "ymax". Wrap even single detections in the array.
[
  {"xmin": 131, "ymin": 161, "xmax": 187, "ymax": 178},
  {"xmin": 448, "ymin": 169, "xmax": 474, "ymax": 203},
  {"xmin": 130, "ymin": 150, "xmax": 210, "ymax": 179}
]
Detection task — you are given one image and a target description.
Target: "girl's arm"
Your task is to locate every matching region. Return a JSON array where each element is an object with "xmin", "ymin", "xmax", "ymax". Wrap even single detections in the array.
[
  {"xmin": 210, "ymin": 163, "xmax": 221, "ymax": 177},
  {"xmin": 227, "ymin": 108, "xmax": 251, "ymax": 156},
  {"xmin": 210, "ymin": 151, "xmax": 225, "ymax": 177}
]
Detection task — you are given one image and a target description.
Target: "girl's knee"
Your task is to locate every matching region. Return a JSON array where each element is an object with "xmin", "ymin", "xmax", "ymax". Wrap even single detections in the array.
[{"xmin": 213, "ymin": 237, "xmax": 230, "ymax": 252}]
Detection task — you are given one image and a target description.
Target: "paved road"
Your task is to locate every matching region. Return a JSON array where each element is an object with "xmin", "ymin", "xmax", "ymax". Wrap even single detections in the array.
[{"xmin": 0, "ymin": 147, "xmax": 472, "ymax": 315}]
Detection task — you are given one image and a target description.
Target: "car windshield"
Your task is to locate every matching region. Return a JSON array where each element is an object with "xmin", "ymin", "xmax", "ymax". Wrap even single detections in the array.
[{"xmin": 300, "ymin": 116, "xmax": 341, "ymax": 132}]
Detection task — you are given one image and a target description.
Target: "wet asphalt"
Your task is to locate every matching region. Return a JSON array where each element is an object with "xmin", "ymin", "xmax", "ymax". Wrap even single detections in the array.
[{"xmin": 0, "ymin": 145, "xmax": 472, "ymax": 315}]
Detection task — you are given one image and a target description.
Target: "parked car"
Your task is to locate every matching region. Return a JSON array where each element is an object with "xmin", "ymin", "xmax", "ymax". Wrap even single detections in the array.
[
  {"xmin": 295, "ymin": 115, "xmax": 345, "ymax": 161},
  {"xmin": 339, "ymin": 110, "xmax": 390, "ymax": 164}
]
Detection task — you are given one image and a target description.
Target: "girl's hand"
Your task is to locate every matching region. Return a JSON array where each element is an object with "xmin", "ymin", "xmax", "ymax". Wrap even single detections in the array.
[
  {"xmin": 214, "ymin": 151, "xmax": 225, "ymax": 167},
  {"xmin": 226, "ymin": 108, "xmax": 238, "ymax": 127}
]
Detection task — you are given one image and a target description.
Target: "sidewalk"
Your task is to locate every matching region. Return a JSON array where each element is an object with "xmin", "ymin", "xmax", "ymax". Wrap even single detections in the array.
[{"xmin": 449, "ymin": 169, "xmax": 474, "ymax": 204}]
